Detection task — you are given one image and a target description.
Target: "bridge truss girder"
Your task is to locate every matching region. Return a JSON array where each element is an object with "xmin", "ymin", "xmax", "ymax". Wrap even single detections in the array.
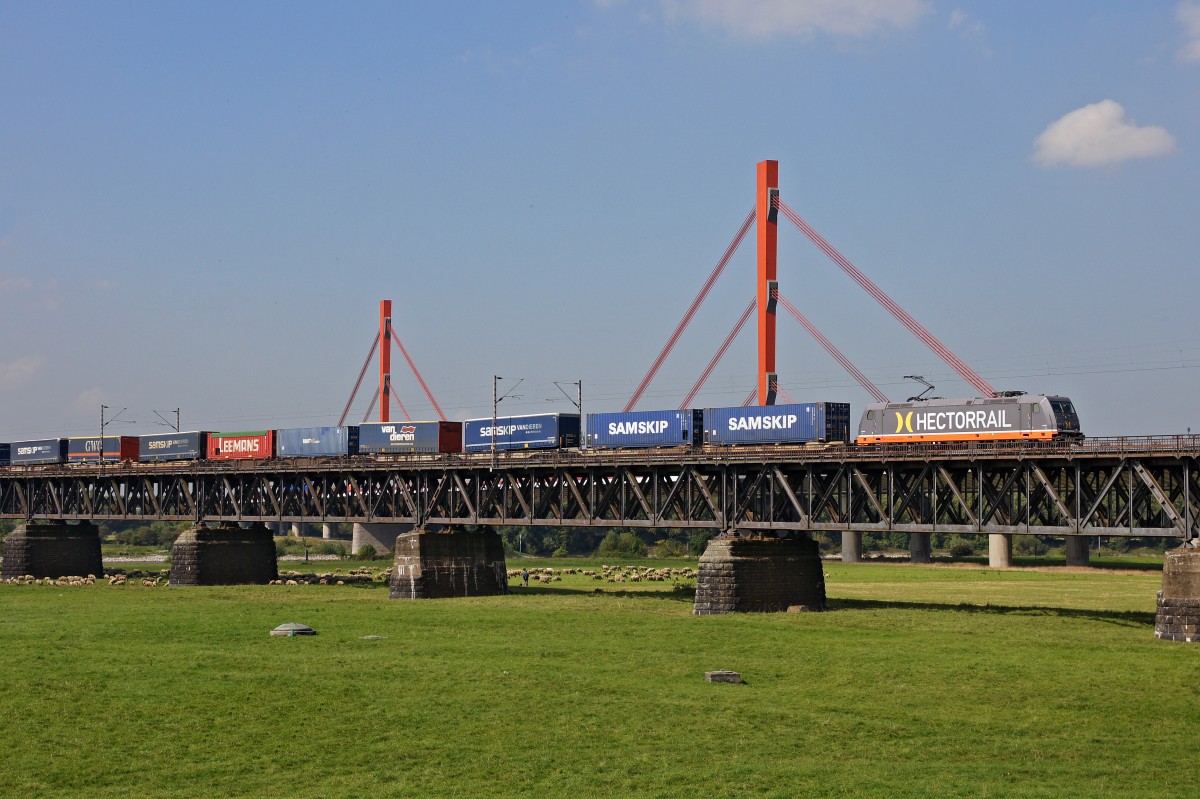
[{"xmin": 0, "ymin": 452, "xmax": 1195, "ymax": 541}]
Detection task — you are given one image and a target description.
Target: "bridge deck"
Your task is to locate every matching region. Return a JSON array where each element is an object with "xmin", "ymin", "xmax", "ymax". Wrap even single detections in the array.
[{"xmin": 1, "ymin": 436, "xmax": 1196, "ymax": 540}]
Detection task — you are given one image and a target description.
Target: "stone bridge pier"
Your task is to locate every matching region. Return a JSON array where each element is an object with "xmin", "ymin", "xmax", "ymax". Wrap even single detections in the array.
[
  {"xmin": 169, "ymin": 522, "xmax": 277, "ymax": 586},
  {"xmin": 389, "ymin": 526, "xmax": 508, "ymax": 599},
  {"xmin": 1, "ymin": 520, "xmax": 103, "ymax": 579},
  {"xmin": 1155, "ymin": 545, "xmax": 1200, "ymax": 642},
  {"xmin": 694, "ymin": 533, "xmax": 826, "ymax": 614}
]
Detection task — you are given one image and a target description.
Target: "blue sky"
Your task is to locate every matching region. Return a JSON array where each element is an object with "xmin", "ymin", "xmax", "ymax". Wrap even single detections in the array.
[{"xmin": 1, "ymin": 1, "xmax": 1197, "ymax": 439}]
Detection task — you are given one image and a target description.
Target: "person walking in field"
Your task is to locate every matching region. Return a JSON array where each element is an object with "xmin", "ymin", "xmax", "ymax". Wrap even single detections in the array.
[{"xmin": 521, "ymin": 569, "xmax": 529, "ymax": 587}]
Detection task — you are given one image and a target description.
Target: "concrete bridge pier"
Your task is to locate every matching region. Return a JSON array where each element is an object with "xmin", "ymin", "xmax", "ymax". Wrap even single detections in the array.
[
  {"xmin": 694, "ymin": 533, "xmax": 826, "ymax": 614},
  {"xmin": 322, "ymin": 524, "xmax": 335, "ymax": 540},
  {"xmin": 389, "ymin": 526, "xmax": 508, "ymax": 599},
  {"xmin": 1065, "ymin": 536, "xmax": 1091, "ymax": 567},
  {"xmin": 841, "ymin": 531, "xmax": 862, "ymax": 563},
  {"xmin": 1155, "ymin": 545, "xmax": 1200, "ymax": 641},
  {"xmin": 908, "ymin": 533, "xmax": 932, "ymax": 564},
  {"xmin": 988, "ymin": 533, "xmax": 1012, "ymax": 568},
  {"xmin": 1, "ymin": 520, "xmax": 103, "ymax": 580},
  {"xmin": 169, "ymin": 522, "xmax": 277, "ymax": 586}
]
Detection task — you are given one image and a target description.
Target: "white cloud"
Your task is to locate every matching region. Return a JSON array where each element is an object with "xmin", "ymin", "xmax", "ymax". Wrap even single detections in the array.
[
  {"xmin": 0, "ymin": 356, "xmax": 45, "ymax": 391},
  {"xmin": 1033, "ymin": 100, "xmax": 1176, "ymax": 168},
  {"xmin": 73, "ymin": 387, "xmax": 105, "ymax": 413},
  {"xmin": 658, "ymin": 0, "xmax": 930, "ymax": 39},
  {"xmin": 1179, "ymin": 2, "xmax": 1200, "ymax": 62},
  {"xmin": 0, "ymin": 274, "xmax": 33, "ymax": 292},
  {"xmin": 948, "ymin": 8, "xmax": 990, "ymax": 56}
]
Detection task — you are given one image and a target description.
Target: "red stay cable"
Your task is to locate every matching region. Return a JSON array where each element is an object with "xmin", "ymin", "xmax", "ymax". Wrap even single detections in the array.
[
  {"xmin": 775, "ymin": 289, "xmax": 890, "ymax": 404},
  {"xmin": 624, "ymin": 207, "xmax": 756, "ymax": 412},
  {"xmin": 340, "ymin": 332, "xmax": 380, "ymax": 426},
  {"xmin": 360, "ymin": 393, "xmax": 378, "ymax": 424},
  {"xmin": 680, "ymin": 298, "xmax": 756, "ymax": 410},
  {"xmin": 775, "ymin": 197, "xmax": 996, "ymax": 398},
  {"xmin": 387, "ymin": 322, "xmax": 447, "ymax": 421},
  {"xmin": 774, "ymin": 380, "xmax": 797, "ymax": 404},
  {"xmin": 390, "ymin": 391, "xmax": 412, "ymax": 422}
]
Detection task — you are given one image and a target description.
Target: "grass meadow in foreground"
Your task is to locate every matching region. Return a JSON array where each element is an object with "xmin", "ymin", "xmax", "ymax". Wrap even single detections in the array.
[{"xmin": 0, "ymin": 561, "xmax": 1196, "ymax": 798}]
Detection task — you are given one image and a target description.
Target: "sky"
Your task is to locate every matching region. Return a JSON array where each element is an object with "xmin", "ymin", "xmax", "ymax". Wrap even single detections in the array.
[{"xmin": 1, "ymin": 1, "xmax": 1197, "ymax": 440}]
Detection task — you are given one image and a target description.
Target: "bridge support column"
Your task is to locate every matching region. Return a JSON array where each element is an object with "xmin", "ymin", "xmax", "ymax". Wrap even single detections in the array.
[
  {"xmin": 1, "ymin": 520, "xmax": 103, "ymax": 580},
  {"xmin": 1065, "ymin": 536, "xmax": 1091, "ymax": 567},
  {"xmin": 1155, "ymin": 546, "xmax": 1200, "ymax": 642},
  {"xmin": 389, "ymin": 527, "xmax": 508, "ymax": 599},
  {"xmin": 322, "ymin": 524, "xmax": 334, "ymax": 540},
  {"xmin": 908, "ymin": 533, "xmax": 932, "ymax": 564},
  {"xmin": 988, "ymin": 534, "xmax": 1012, "ymax": 568},
  {"xmin": 841, "ymin": 531, "xmax": 862, "ymax": 563},
  {"xmin": 169, "ymin": 522, "xmax": 277, "ymax": 586},
  {"xmin": 694, "ymin": 534, "xmax": 826, "ymax": 614},
  {"xmin": 352, "ymin": 523, "xmax": 410, "ymax": 556}
]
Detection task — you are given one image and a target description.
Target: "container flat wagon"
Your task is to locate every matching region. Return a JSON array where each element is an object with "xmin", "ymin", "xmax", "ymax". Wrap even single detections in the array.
[
  {"xmin": 359, "ymin": 421, "xmax": 462, "ymax": 454},
  {"xmin": 207, "ymin": 431, "xmax": 276, "ymax": 460},
  {"xmin": 587, "ymin": 409, "xmax": 703, "ymax": 449},
  {"xmin": 139, "ymin": 432, "xmax": 211, "ymax": 462},
  {"xmin": 704, "ymin": 403, "xmax": 851, "ymax": 446},
  {"xmin": 463, "ymin": 413, "xmax": 581, "ymax": 452},
  {"xmin": 66, "ymin": 436, "xmax": 139, "ymax": 464},
  {"xmin": 276, "ymin": 426, "xmax": 360, "ymax": 458},
  {"xmin": 9, "ymin": 439, "xmax": 67, "ymax": 465}
]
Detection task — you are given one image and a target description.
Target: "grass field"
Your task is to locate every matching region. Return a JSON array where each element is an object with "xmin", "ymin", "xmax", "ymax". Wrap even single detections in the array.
[{"xmin": 0, "ymin": 559, "xmax": 1196, "ymax": 798}]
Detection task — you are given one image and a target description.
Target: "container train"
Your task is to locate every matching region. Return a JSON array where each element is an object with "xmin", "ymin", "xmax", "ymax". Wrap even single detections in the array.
[{"xmin": 0, "ymin": 395, "xmax": 1082, "ymax": 467}]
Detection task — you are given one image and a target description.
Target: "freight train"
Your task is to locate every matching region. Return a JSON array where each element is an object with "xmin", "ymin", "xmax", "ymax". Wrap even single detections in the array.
[{"xmin": 0, "ymin": 395, "xmax": 1081, "ymax": 466}]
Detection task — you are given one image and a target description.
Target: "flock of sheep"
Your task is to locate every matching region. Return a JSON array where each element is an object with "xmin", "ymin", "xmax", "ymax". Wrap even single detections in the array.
[
  {"xmin": 1, "ymin": 573, "xmax": 163, "ymax": 587},
  {"xmin": 268, "ymin": 567, "xmax": 387, "ymax": 586},
  {"xmin": 507, "ymin": 565, "xmax": 698, "ymax": 585},
  {"xmin": 2, "ymin": 564, "xmax": 698, "ymax": 589}
]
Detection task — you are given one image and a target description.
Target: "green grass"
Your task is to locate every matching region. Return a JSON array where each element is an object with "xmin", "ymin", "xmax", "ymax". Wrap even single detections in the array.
[{"xmin": 0, "ymin": 562, "xmax": 1196, "ymax": 798}]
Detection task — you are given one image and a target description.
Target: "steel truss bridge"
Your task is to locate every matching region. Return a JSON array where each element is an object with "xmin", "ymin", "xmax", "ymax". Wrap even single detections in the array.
[{"xmin": 1, "ymin": 437, "xmax": 1198, "ymax": 543}]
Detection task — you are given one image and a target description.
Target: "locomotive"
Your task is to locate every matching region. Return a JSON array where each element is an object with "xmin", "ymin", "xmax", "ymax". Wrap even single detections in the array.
[{"xmin": 855, "ymin": 394, "xmax": 1082, "ymax": 445}]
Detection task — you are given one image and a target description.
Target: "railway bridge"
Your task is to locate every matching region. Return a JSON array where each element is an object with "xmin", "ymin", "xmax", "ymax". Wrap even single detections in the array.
[{"xmin": 3, "ymin": 435, "xmax": 1197, "ymax": 613}]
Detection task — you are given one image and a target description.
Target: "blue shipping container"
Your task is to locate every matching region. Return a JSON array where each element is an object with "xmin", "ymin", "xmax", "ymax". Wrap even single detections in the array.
[
  {"xmin": 10, "ymin": 439, "xmax": 67, "ymax": 465},
  {"xmin": 276, "ymin": 427, "xmax": 360, "ymax": 457},
  {"xmin": 359, "ymin": 421, "xmax": 461, "ymax": 454},
  {"xmin": 587, "ymin": 409, "xmax": 703, "ymax": 449},
  {"xmin": 704, "ymin": 403, "xmax": 851, "ymax": 445},
  {"xmin": 463, "ymin": 413, "xmax": 580, "ymax": 452},
  {"xmin": 0, "ymin": 443, "xmax": 9, "ymax": 466},
  {"xmin": 139, "ymin": 432, "xmax": 209, "ymax": 462}
]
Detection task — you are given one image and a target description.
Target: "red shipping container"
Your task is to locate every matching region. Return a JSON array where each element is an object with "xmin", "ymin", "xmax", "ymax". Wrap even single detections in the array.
[
  {"xmin": 207, "ymin": 431, "xmax": 275, "ymax": 460},
  {"xmin": 66, "ymin": 436, "xmax": 139, "ymax": 463}
]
